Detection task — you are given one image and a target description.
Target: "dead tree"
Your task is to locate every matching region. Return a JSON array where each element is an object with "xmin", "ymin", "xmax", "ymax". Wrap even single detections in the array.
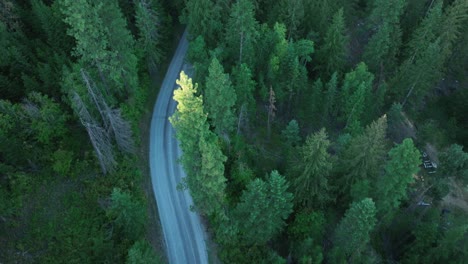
[
  {"xmin": 80, "ymin": 69, "xmax": 135, "ymax": 153},
  {"xmin": 71, "ymin": 91, "xmax": 116, "ymax": 174},
  {"xmin": 267, "ymin": 86, "xmax": 277, "ymax": 140}
]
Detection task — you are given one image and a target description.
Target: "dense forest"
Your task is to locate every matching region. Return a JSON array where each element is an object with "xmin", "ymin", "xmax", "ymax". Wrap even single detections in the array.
[{"xmin": 1, "ymin": 0, "xmax": 468, "ymax": 263}]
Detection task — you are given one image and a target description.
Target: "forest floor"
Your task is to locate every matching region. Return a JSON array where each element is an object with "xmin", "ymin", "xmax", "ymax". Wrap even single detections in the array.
[{"xmin": 401, "ymin": 111, "xmax": 468, "ymax": 214}]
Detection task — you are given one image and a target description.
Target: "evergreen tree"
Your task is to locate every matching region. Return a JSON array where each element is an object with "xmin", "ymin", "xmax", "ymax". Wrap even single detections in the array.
[
  {"xmin": 290, "ymin": 129, "xmax": 333, "ymax": 208},
  {"xmin": 282, "ymin": 119, "xmax": 301, "ymax": 147},
  {"xmin": 224, "ymin": 0, "xmax": 258, "ymax": 67},
  {"xmin": 60, "ymin": 0, "xmax": 138, "ymax": 98},
  {"xmin": 169, "ymin": 72, "xmax": 207, "ymax": 178},
  {"xmin": 170, "ymin": 72, "xmax": 227, "ymax": 216},
  {"xmin": 108, "ymin": 188, "xmax": 146, "ymax": 240},
  {"xmin": 127, "ymin": 240, "xmax": 162, "ymax": 264},
  {"xmin": 392, "ymin": 0, "xmax": 468, "ymax": 107},
  {"xmin": 322, "ymin": 72, "xmax": 338, "ymax": 127},
  {"xmin": 375, "ymin": 138, "xmax": 420, "ymax": 217},
  {"xmin": 333, "ymin": 198, "xmax": 377, "ymax": 261},
  {"xmin": 363, "ymin": 0, "xmax": 406, "ymax": 74},
  {"xmin": 187, "ymin": 35, "xmax": 210, "ymax": 84},
  {"xmin": 184, "ymin": 0, "xmax": 222, "ymax": 47},
  {"xmin": 234, "ymin": 170, "xmax": 293, "ymax": 245},
  {"xmin": 339, "ymin": 116, "xmax": 388, "ymax": 200},
  {"xmin": 439, "ymin": 144, "xmax": 468, "ymax": 184},
  {"xmin": 340, "ymin": 62, "xmax": 375, "ymax": 132},
  {"xmin": 205, "ymin": 57, "xmax": 237, "ymax": 135},
  {"xmin": 317, "ymin": 8, "xmax": 348, "ymax": 76},
  {"xmin": 232, "ymin": 63, "xmax": 255, "ymax": 132},
  {"xmin": 303, "ymin": 0, "xmax": 339, "ymax": 36},
  {"xmin": 310, "ymin": 78, "xmax": 324, "ymax": 121},
  {"xmin": 195, "ymin": 129, "xmax": 227, "ymax": 215},
  {"xmin": 135, "ymin": 0, "xmax": 164, "ymax": 68}
]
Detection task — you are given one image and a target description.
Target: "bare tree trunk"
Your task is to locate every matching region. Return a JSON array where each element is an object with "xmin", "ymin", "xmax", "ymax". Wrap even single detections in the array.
[
  {"xmin": 237, "ymin": 103, "xmax": 245, "ymax": 135},
  {"xmin": 71, "ymin": 91, "xmax": 115, "ymax": 174},
  {"xmin": 267, "ymin": 87, "xmax": 276, "ymax": 140},
  {"xmin": 239, "ymin": 31, "xmax": 244, "ymax": 65},
  {"xmin": 81, "ymin": 69, "xmax": 135, "ymax": 153}
]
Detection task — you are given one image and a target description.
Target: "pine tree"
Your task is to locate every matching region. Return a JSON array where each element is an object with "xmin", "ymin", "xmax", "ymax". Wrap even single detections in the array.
[
  {"xmin": 170, "ymin": 72, "xmax": 227, "ymax": 216},
  {"xmin": 439, "ymin": 144, "xmax": 468, "ymax": 184},
  {"xmin": 204, "ymin": 57, "xmax": 237, "ymax": 135},
  {"xmin": 169, "ymin": 72, "xmax": 207, "ymax": 176},
  {"xmin": 232, "ymin": 63, "xmax": 255, "ymax": 133},
  {"xmin": 317, "ymin": 8, "xmax": 348, "ymax": 76},
  {"xmin": 224, "ymin": 0, "xmax": 258, "ymax": 67},
  {"xmin": 127, "ymin": 240, "xmax": 162, "ymax": 264},
  {"xmin": 108, "ymin": 188, "xmax": 146, "ymax": 240},
  {"xmin": 363, "ymin": 0, "xmax": 406, "ymax": 74},
  {"xmin": 290, "ymin": 129, "xmax": 333, "ymax": 208},
  {"xmin": 60, "ymin": 0, "xmax": 138, "ymax": 99},
  {"xmin": 281, "ymin": 119, "xmax": 301, "ymax": 147},
  {"xmin": 340, "ymin": 62, "xmax": 375, "ymax": 131},
  {"xmin": 135, "ymin": 0, "xmax": 164, "ymax": 68},
  {"xmin": 322, "ymin": 72, "xmax": 338, "ymax": 127},
  {"xmin": 234, "ymin": 170, "xmax": 293, "ymax": 245},
  {"xmin": 392, "ymin": 0, "xmax": 468, "ymax": 107},
  {"xmin": 339, "ymin": 116, "xmax": 388, "ymax": 200},
  {"xmin": 187, "ymin": 35, "xmax": 210, "ymax": 84},
  {"xmin": 195, "ymin": 130, "xmax": 227, "ymax": 215},
  {"xmin": 184, "ymin": 0, "xmax": 222, "ymax": 47},
  {"xmin": 375, "ymin": 138, "xmax": 420, "ymax": 217},
  {"xmin": 333, "ymin": 198, "xmax": 377, "ymax": 261}
]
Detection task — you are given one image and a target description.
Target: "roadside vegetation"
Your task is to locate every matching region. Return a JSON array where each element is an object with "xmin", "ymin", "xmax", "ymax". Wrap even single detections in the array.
[
  {"xmin": 1, "ymin": 0, "xmax": 467, "ymax": 263},
  {"xmin": 0, "ymin": 0, "xmax": 178, "ymax": 262}
]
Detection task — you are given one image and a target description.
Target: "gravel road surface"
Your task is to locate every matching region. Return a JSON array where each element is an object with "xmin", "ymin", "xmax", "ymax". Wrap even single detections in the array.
[{"xmin": 149, "ymin": 30, "xmax": 209, "ymax": 264}]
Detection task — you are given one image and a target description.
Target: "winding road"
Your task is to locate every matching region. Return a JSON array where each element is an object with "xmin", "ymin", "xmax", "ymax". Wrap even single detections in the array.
[{"xmin": 149, "ymin": 30, "xmax": 209, "ymax": 264}]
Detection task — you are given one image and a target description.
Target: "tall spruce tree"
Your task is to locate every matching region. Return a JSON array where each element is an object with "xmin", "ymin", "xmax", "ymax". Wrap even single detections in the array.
[
  {"xmin": 363, "ymin": 0, "xmax": 406, "ymax": 75},
  {"xmin": 339, "ymin": 116, "xmax": 388, "ymax": 200},
  {"xmin": 204, "ymin": 57, "xmax": 237, "ymax": 135},
  {"xmin": 170, "ymin": 72, "xmax": 227, "ymax": 216},
  {"xmin": 135, "ymin": 0, "xmax": 164, "ymax": 69},
  {"xmin": 60, "ymin": 0, "xmax": 138, "ymax": 99},
  {"xmin": 340, "ymin": 62, "xmax": 375, "ymax": 132},
  {"xmin": 234, "ymin": 170, "xmax": 293, "ymax": 245},
  {"xmin": 170, "ymin": 72, "xmax": 207, "ymax": 181},
  {"xmin": 224, "ymin": 0, "xmax": 258, "ymax": 68},
  {"xmin": 375, "ymin": 138, "xmax": 420, "ymax": 217},
  {"xmin": 290, "ymin": 129, "xmax": 333, "ymax": 208},
  {"xmin": 317, "ymin": 8, "xmax": 348, "ymax": 76},
  {"xmin": 184, "ymin": 0, "xmax": 222, "ymax": 47},
  {"xmin": 333, "ymin": 198, "xmax": 377, "ymax": 262}
]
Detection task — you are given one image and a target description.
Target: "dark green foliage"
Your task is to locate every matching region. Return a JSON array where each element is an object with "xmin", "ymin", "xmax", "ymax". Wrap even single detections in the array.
[
  {"xmin": 2, "ymin": 0, "xmax": 468, "ymax": 262},
  {"xmin": 333, "ymin": 198, "xmax": 377, "ymax": 261},
  {"xmin": 288, "ymin": 210, "xmax": 325, "ymax": 241},
  {"xmin": 204, "ymin": 57, "xmax": 237, "ymax": 135},
  {"xmin": 375, "ymin": 138, "xmax": 420, "ymax": 217},
  {"xmin": 339, "ymin": 116, "xmax": 388, "ymax": 200},
  {"xmin": 224, "ymin": 0, "xmax": 258, "ymax": 67},
  {"xmin": 134, "ymin": 0, "xmax": 166, "ymax": 68},
  {"xmin": 183, "ymin": 0, "xmax": 222, "ymax": 47},
  {"xmin": 170, "ymin": 72, "xmax": 227, "ymax": 216},
  {"xmin": 127, "ymin": 239, "xmax": 162, "ymax": 264},
  {"xmin": 439, "ymin": 144, "xmax": 468, "ymax": 184},
  {"xmin": 232, "ymin": 63, "xmax": 256, "ymax": 130},
  {"xmin": 317, "ymin": 8, "xmax": 348, "ymax": 76},
  {"xmin": 363, "ymin": 0, "xmax": 406, "ymax": 74},
  {"xmin": 108, "ymin": 188, "xmax": 147, "ymax": 240},
  {"xmin": 281, "ymin": 119, "xmax": 301, "ymax": 147},
  {"xmin": 234, "ymin": 170, "xmax": 293, "ymax": 245},
  {"xmin": 289, "ymin": 129, "xmax": 334, "ymax": 208},
  {"xmin": 340, "ymin": 62, "xmax": 375, "ymax": 132}
]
